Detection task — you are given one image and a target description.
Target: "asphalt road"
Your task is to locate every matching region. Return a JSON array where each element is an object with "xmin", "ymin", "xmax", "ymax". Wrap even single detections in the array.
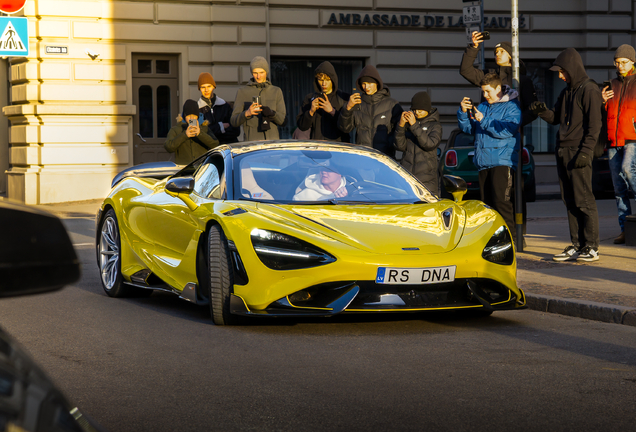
[{"xmin": 0, "ymin": 216, "xmax": 635, "ymax": 432}]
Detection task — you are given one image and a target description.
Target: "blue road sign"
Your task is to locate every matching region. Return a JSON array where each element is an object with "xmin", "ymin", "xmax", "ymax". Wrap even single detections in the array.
[{"xmin": 0, "ymin": 17, "xmax": 28, "ymax": 57}]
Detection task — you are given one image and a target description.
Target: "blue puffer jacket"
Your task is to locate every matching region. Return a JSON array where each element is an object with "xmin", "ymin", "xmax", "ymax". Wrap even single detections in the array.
[{"xmin": 457, "ymin": 87, "xmax": 521, "ymax": 171}]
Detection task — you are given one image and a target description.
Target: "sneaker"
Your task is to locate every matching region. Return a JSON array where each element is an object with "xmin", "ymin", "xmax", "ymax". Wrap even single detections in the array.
[
  {"xmin": 577, "ymin": 246, "xmax": 599, "ymax": 262},
  {"xmin": 553, "ymin": 245, "xmax": 579, "ymax": 262},
  {"xmin": 614, "ymin": 232, "xmax": 625, "ymax": 244}
]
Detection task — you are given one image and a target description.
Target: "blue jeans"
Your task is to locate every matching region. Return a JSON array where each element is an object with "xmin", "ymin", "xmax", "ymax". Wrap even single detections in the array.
[{"xmin": 608, "ymin": 143, "xmax": 636, "ymax": 231}]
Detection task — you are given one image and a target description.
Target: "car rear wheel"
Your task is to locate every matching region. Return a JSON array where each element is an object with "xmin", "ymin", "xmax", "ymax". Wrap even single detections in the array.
[
  {"xmin": 98, "ymin": 209, "xmax": 151, "ymax": 298},
  {"xmin": 208, "ymin": 224, "xmax": 239, "ymax": 325}
]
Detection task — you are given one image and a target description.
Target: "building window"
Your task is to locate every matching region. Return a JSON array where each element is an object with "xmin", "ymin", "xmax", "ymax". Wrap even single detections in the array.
[
  {"xmin": 138, "ymin": 59, "xmax": 152, "ymax": 74},
  {"xmin": 156, "ymin": 86, "xmax": 171, "ymax": 138},
  {"xmin": 139, "ymin": 85, "xmax": 153, "ymax": 138},
  {"xmin": 156, "ymin": 60, "xmax": 170, "ymax": 74}
]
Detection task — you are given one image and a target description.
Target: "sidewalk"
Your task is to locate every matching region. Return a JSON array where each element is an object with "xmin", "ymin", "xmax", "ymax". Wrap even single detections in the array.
[{"xmin": 30, "ymin": 193, "xmax": 636, "ymax": 327}]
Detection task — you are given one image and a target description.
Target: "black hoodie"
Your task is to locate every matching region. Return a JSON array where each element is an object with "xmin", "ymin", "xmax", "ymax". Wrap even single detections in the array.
[
  {"xmin": 296, "ymin": 62, "xmax": 350, "ymax": 142},
  {"xmin": 538, "ymin": 48, "xmax": 603, "ymax": 156},
  {"xmin": 338, "ymin": 65, "xmax": 403, "ymax": 157}
]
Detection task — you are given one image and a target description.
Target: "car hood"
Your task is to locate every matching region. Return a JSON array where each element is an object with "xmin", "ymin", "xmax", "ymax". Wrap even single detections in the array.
[{"xmin": 252, "ymin": 202, "xmax": 467, "ymax": 254}]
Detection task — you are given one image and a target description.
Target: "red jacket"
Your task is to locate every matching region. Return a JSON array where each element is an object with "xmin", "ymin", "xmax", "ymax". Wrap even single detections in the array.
[{"xmin": 606, "ymin": 70, "xmax": 636, "ymax": 147}]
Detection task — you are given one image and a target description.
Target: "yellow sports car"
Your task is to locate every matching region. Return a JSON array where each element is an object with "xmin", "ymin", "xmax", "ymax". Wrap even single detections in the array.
[{"xmin": 96, "ymin": 141, "xmax": 525, "ymax": 325}]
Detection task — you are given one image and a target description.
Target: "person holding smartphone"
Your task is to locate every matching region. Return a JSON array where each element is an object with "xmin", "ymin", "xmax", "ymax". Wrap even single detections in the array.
[
  {"xmin": 165, "ymin": 99, "xmax": 220, "ymax": 164},
  {"xmin": 601, "ymin": 44, "xmax": 636, "ymax": 244},
  {"xmin": 458, "ymin": 73, "xmax": 521, "ymax": 244},
  {"xmin": 230, "ymin": 56, "xmax": 287, "ymax": 141},
  {"xmin": 459, "ymin": 31, "xmax": 538, "ymax": 247},
  {"xmin": 296, "ymin": 61, "xmax": 350, "ymax": 142},
  {"xmin": 338, "ymin": 65, "xmax": 403, "ymax": 158},
  {"xmin": 394, "ymin": 91, "xmax": 442, "ymax": 195}
]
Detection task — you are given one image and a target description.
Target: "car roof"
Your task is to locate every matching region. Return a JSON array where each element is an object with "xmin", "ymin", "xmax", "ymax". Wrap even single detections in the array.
[{"xmin": 228, "ymin": 139, "xmax": 385, "ymax": 156}]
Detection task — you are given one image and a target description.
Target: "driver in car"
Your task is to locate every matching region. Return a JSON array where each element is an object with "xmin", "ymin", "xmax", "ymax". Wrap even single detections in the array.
[{"xmin": 293, "ymin": 163, "xmax": 349, "ymax": 201}]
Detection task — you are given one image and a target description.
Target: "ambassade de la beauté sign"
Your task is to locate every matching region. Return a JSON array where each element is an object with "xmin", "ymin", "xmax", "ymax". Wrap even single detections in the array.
[{"xmin": 326, "ymin": 12, "xmax": 526, "ymax": 29}]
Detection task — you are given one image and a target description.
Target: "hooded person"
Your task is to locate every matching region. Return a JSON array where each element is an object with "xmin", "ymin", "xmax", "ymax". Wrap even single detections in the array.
[
  {"xmin": 530, "ymin": 47, "xmax": 602, "ymax": 262},
  {"xmin": 230, "ymin": 56, "xmax": 287, "ymax": 141},
  {"xmin": 296, "ymin": 61, "xmax": 351, "ymax": 142},
  {"xmin": 394, "ymin": 91, "xmax": 443, "ymax": 194},
  {"xmin": 458, "ymin": 73, "xmax": 521, "ymax": 243},
  {"xmin": 164, "ymin": 99, "xmax": 220, "ymax": 165},
  {"xmin": 337, "ymin": 65, "xmax": 403, "ymax": 158},
  {"xmin": 197, "ymin": 72, "xmax": 240, "ymax": 144}
]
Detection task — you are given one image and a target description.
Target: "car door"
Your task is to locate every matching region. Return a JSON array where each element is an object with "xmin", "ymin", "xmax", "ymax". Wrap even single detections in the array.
[{"xmin": 144, "ymin": 153, "xmax": 225, "ymax": 288}]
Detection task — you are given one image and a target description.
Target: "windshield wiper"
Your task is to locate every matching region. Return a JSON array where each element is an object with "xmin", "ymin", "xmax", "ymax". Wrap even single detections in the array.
[{"xmin": 328, "ymin": 199, "xmax": 377, "ymax": 205}]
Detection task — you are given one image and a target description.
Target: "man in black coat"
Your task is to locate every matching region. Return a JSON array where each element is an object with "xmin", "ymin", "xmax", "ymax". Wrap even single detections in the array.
[
  {"xmin": 531, "ymin": 48, "xmax": 602, "ymax": 262},
  {"xmin": 338, "ymin": 65, "xmax": 403, "ymax": 158},
  {"xmin": 197, "ymin": 72, "xmax": 240, "ymax": 144},
  {"xmin": 297, "ymin": 61, "xmax": 350, "ymax": 142}
]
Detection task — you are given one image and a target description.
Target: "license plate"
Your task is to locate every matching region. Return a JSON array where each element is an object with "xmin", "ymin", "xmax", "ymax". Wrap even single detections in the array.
[{"xmin": 376, "ymin": 266, "xmax": 456, "ymax": 285}]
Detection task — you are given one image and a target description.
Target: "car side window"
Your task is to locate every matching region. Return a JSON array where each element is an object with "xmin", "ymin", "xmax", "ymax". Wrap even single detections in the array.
[{"xmin": 193, "ymin": 154, "xmax": 225, "ymax": 199}]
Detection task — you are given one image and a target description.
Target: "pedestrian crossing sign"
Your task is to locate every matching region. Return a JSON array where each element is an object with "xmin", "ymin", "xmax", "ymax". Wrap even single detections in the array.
[{"xmin": 0, "ymin": 17, "xmax": 28, "ymax": 57}]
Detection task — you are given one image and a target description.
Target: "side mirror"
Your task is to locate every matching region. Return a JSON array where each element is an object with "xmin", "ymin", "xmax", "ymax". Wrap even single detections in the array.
[
  {"xmin": 166, "ymin": 177, "xmax": 195, "ymax": 194},
  {"xmin": 443, "ymin": 175, "xmax": 468, "ymax": 202},
  {"xmin": 165, "ymin": 177, "xmax": 199, "ymax": 211},
  {"xmin": 0, "ymin": 201, "xmax": 80, "ymax": 298}
]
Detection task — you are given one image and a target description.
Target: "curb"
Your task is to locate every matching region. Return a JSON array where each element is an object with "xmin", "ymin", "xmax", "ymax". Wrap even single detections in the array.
[{"xmin": 526, "ymin": 293, "xmax": 636, "ymax": 327}]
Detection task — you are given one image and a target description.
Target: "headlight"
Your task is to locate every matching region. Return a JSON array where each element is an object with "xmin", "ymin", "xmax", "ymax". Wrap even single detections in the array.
[
  {"xmin": 250, "ymin": 228, "xmax": 336, "ymax": 270},
  {"xmin": 482, "ymin": 226, "xmax": 514, "ymax": 265}
]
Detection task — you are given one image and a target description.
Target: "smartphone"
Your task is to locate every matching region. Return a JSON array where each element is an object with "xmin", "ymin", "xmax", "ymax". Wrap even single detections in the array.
[
  {"xmin": 352, "ymin": 88, "xmax": 361, "ymax": 110},
  {"xmin": 188, "ymin": 118, "xmax": 197, "ymax": 127},
  {"xmin": 481, "ymin": 31, "xmax": 490, "ymax": 40},
  {"xmin": 603, "ymin": 80, "xmax": 611, "ymax": 89},
  {"xmin": 252, "ymin": 96, "xmax": 261, "ymax": 105}
]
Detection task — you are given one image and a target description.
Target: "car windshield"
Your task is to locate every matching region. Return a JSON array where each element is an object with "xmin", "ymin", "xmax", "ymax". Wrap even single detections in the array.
[
  {"xmin": 233, "ymin": 147, "xmax": 437, "ymax": 204},
  {"xmin": 454, "ymin": 132, "xmax": 475, "ymax": 148}
]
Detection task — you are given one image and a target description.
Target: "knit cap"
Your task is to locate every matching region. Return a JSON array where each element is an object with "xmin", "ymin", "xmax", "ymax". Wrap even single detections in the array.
[
  {"xmin": 494, "ymin": 42, "xmax": 512, "ymax": 57},
  {"xmin": 182, "ymin": 99, "xmax": 199, "ymax": 118},
  {"xmin": 614, "ymin": 44, "xmax": 636, "ymax": 63},
  {"xmin": 250, "ymin": 56, "xmax": 270, "ymax": 75},
  {"xmin": 359, "ymin": 76, "xmax": 378, "ymax": 85},
  {"xmin": 198, "ymin": 72, "xmax": 216, "ymax": 88},
  {"xmin": 410, "ymin": 92, "xmax": 431, "ymax": 112}
]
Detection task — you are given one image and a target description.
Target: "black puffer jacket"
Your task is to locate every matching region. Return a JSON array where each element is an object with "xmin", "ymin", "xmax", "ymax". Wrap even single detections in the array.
[
  {"xmin": 338, "ymin": 65, "xmax": 403, "ymax": 158},
  {"xmin": 198, "ymin": 95, "xmax": 240, "ymax": 144},
  {"xmin": 538, "ymin": 48, "xmax": 603, "ymax": 156},
  {"xmin": 394, "ymin": 109, "xmax": 443, "ymax": 194},
  {"xmin": 460, "ymin": 45, "xmax": 538, "ymax": 127},
  {"xmin": 297, "ymin": 61, "xmax": 350, "ymax": 142}
]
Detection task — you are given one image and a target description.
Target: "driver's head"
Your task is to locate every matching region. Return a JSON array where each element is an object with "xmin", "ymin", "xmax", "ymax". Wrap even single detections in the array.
[{"xmin": 319, "ymin": 166, "xmax": 342, "ymax": 189}]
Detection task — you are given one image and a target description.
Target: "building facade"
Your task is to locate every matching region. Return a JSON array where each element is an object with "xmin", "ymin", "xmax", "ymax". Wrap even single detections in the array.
[{"xmin": 1, "ymin": 0, "xmax": 633, "ymax": 203}]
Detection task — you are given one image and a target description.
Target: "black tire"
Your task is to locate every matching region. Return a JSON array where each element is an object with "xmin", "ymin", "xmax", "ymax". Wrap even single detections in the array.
[
  {"xmin": 97, "ymin": 209, "xmax": 151, "ymax": 298},
  {"xmin": 208, "ymin": 224, "xmax": 238, "ymax": 325}
]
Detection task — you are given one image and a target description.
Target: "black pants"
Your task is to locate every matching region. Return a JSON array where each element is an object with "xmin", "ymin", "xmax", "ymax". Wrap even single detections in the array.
[
  {"xmin": 479, "ymin": 166, "xmax": 516, "ymax": 243},
  {"xmin": 556, "ymin": 146, "xmax": 599, "ymax": 249}
]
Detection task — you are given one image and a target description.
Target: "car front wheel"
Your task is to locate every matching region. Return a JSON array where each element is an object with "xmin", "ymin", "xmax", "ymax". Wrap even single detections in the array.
[
  {"xmin": 208, "ymin": 224, "xmax": 239, "ymax": 325},
  {"xmin": 98, "ymin": 209, "xmax": 151, "ymax": 298}
]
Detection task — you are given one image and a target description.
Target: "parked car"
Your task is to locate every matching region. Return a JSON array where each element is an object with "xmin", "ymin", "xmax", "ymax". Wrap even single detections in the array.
[
  {"xmin": 439, "ymin": 129, "xmax": 537, "ymax": 202},
  {"xmin": 0, "ymin": 200, "xmax": 104, "ymax": 431}
]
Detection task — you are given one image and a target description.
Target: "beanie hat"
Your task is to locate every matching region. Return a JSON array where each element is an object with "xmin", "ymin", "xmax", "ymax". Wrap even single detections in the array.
[
  {"xmin": 182, "ymin": 99, "xmax": 199, "ymax": 118},
  {"xmin": 359, "ymin": 76, "xmax": 378, "ymax": 85},
  {"xmin": 614, "ymin": 44, "xmax": 636, "ymax": 63},
  {"xmin": 198, "ymin": 72, "xmax": 216, "ymax": 88},
  {"xmin": 250, "ymin": 56, "xmax": 270, "ymax": 75},
  {"xmin": 494, "ymin": 41, "xmax": 512, "ymax": 57},
  {"xmin": 410, "ymin": 91, "xmax": 431, "ymax": 112}
]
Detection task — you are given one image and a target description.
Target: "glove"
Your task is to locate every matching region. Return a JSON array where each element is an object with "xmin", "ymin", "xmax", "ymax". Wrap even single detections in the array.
[
  {"xmin": 529, "ymin": 101, "xmax": 548, "ymax": 115},
  {"xmin": 573, "ymin": 152, "xmax": 591, "ymax": 168},
  {"xmin": 260, "ymin": 106, "xmax": 275, "ymax": 118}
]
